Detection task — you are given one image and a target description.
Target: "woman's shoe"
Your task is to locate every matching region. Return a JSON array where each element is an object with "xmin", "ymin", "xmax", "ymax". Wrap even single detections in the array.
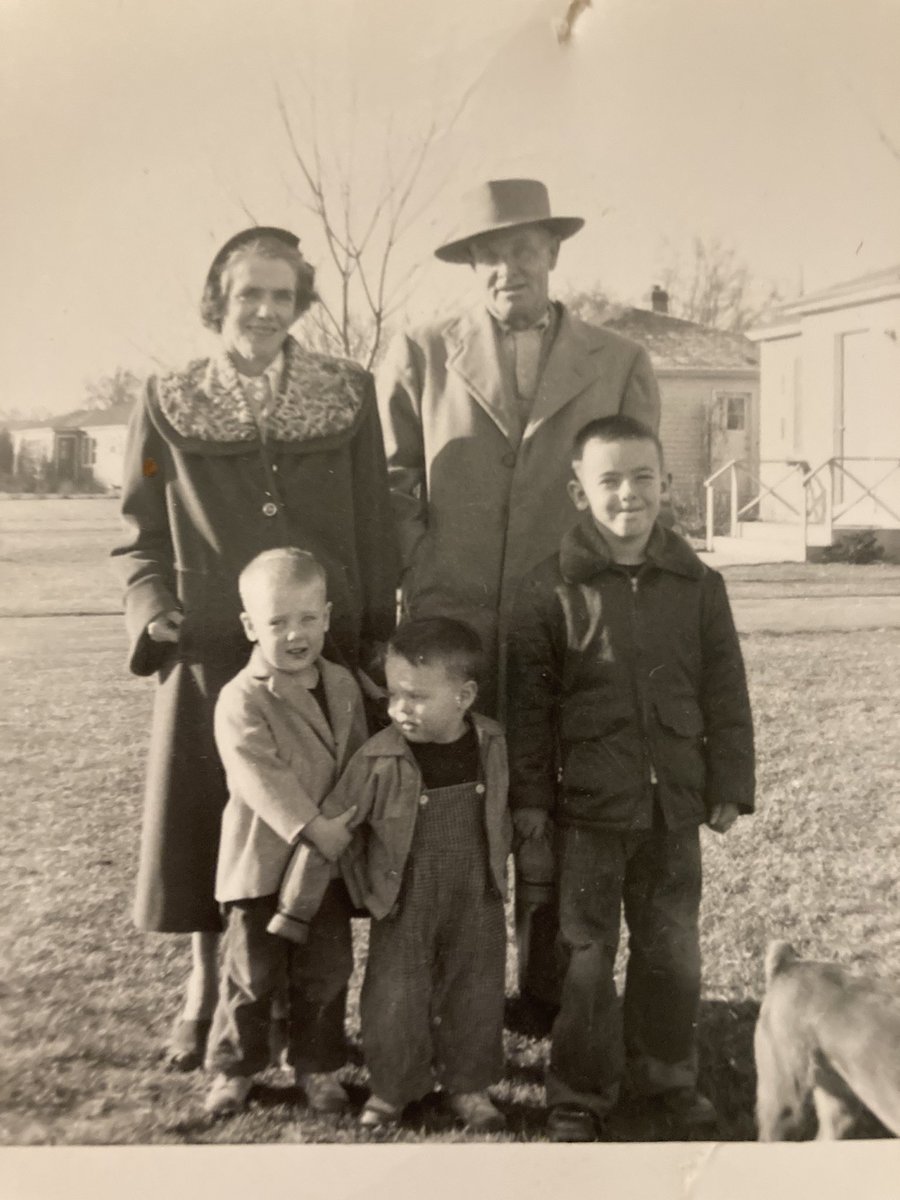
[
  {"xmin": 164, "ymin": 1017, "xmax": 212, "ymax": 1072},
  {"xmin": 358, "ymin": 1094, "xmax": 403, "ymax": 1129}
]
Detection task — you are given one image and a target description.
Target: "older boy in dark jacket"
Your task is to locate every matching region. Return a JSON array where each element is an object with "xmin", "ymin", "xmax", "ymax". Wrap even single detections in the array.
[{"xmin": 506, "ymin": 415, "xmax": 754, "ymax": 1142}]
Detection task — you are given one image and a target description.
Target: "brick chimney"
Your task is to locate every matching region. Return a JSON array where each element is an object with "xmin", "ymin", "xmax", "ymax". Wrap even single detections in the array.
[{"xmin": 651, "ymin": 285, "xmax": 669, "ymax": 314}]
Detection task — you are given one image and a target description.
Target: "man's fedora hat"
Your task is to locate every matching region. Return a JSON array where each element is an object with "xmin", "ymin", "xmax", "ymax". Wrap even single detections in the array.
[{"xmin": 435, "ymin": 179, "xmax": 584, "ymax": 264}]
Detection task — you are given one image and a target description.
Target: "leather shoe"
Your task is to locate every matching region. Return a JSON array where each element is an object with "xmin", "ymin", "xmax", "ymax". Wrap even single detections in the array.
[
  {"xmin": 660, "ymin": 1088, "xmax": 718, "ymax": 1130},
  {"xmin": 547, "ymin": 1104, "xmax": 599, "ymax": 1142}
]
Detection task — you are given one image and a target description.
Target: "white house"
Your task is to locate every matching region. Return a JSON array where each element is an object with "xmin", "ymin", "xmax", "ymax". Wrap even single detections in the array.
[
  {"xmin": 9, "ymin": 421, "xmax": 56, "ymax": 477},
  {"xmin": 9, "ymin": 401, "xmax": 134, "ymax": 491},
  {"xmin": 715, "ymin": 264, "xmax": 900, "ymax": 561},
  {"xmin": 605, "ymin": 288, "xmax": 759, "ymax": 528}
]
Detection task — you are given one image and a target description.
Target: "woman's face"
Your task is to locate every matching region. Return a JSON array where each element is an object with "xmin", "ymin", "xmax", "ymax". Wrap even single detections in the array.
[{"xmin": 220, "ymin": 253, "xmax": 298, "ymax": 369}]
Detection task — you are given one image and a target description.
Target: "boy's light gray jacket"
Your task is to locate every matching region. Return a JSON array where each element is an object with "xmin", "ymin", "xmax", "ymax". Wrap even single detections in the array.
[
  {"xmin": 296, "ymin": 713, "xmax": 512, "ymax": 921},
  {"xmin": 213, "ymin": 649, "xmax": 368, "ymax": 903}
]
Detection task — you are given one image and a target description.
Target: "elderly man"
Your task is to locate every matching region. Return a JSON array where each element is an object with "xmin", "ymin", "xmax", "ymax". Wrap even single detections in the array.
[{"xmin": 377, "ymin": 179, "xmax": 661, "ymax": 1024}]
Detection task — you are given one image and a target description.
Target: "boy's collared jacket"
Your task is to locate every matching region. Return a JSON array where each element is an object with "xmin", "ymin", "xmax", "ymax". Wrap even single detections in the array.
[
  {"xmin": 507, "ymin": 515, "xmax": 755, "ymax": 831},
  {"xmin": 277, "ymin": 712, "xmax": 512, "ymax": 926},
  {"xmin": 214, "ymin": 648, "xmax": 368, "ymax": 903}
]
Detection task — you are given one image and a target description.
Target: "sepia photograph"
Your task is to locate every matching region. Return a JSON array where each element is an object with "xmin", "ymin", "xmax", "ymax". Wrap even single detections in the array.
[{"xmin": 1, "ymin": 0, "xmax": 899, "ymax": 1195}]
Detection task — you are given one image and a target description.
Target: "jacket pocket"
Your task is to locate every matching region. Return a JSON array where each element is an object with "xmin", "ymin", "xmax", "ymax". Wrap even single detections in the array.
[
  {"xmin": 365, "ymin": 815, "xmax": 408, "ymax": 895},
  {"xmin": 560, "ymin": 707, "xmax": 643, "ymax": 801},
  {"xmin": 654, "ymin": 696, "xmax": 704, "ymax": 738},
  {"xmin": 652, "ymin": 696, "xmax": 706, "ymax": 790}
]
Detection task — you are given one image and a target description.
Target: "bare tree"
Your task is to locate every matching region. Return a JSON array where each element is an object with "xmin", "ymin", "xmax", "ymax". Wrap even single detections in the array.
[
  {"xmin": 272, "ymin": 84, "xmax": 476, "ymax": 371},
  {"xmin": 83, "ymin": 367, "xmax": 143, "ymax": 410},
  {"xmin": 561, "ymin": 286, "xmax": 617, "ymax": 326},
  {"xmin": 658, "ymin": 237, "xmax": 782, "ymax": 332}
]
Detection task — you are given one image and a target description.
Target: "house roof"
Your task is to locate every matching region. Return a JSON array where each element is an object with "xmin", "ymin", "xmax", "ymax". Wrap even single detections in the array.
[
  {"xmin": 750, "ymin": 264, "xmax": 900, "ymax": 334},
  {"xmin": 783, "ymin": 263, "xmax": 900, "ymax": 309},
  {"xmin": 602, "ymin": 307, "xmax": 758, "ymax": 371},
  {"xmin": 54, "ymin": 400, "xmax": 136, "ymax": 430},
  {"xmin": 4, "ymin": 400, "xmax": 136, "ymax": 433}
]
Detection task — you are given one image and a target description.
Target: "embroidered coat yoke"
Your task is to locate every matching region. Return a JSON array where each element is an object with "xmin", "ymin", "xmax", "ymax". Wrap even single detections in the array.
[{"xmin": 112, "ymin": 336, "xmax": 399, "ymax": 932}]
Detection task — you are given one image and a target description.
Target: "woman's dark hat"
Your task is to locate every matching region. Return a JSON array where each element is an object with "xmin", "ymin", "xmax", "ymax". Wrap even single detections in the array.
[
  {"xmin": 435, "ymin": 180, "xmax": 584, "ymax": 264},
  {"xmin": 205, "ymin": 226, "xmax": 301, "ymax": 290}
]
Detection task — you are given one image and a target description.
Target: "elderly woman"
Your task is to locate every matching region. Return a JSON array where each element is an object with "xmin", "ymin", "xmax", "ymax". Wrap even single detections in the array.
[{"xmin": 113, "ymin": 227, "xmax": 397, "ymax": 1068}]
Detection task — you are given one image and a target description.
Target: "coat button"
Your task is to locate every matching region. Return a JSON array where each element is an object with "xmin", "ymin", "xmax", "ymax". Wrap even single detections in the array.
[
  {"xmin": 502, "ymin": 452, "xmax": 516, "ymax": 468},
  {"xmin": 475, "ymin": 783, "xmax": 486, "ymax": 795},
  {"xmin": 419, "ymin": 794, "xmax": 429, "ymax": 807},
  {"xmin": 387, "ymin": 869, "xmax": 398, "ymax": 878},
  {"xmin": 262, "ymin": 501, "xmax": 278, "ymax": 517}
]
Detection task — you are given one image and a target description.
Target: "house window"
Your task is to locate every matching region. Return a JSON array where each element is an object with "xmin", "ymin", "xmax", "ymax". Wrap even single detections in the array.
[
  {"xmin": 725, "ymin": 395, "xmax": 747, "ymax": 431},
  {"xmin": 81, "ymin": 437, "xmax": 96, "ymax": 467}
]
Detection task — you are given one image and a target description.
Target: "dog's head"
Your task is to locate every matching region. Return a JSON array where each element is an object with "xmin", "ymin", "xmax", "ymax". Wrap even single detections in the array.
[{"xmin": 764, "ymin": 940, "xmax": 798, "ymax": 985}]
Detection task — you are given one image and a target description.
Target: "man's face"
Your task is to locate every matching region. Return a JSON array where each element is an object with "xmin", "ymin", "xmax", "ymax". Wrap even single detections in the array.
[
  {"xmin": 570, "ymin": 437, "xmax": 663, "ymax": 559},
  {"xmin": 469, "ymin": 224, "xmax": 560, "ymax": 329}
]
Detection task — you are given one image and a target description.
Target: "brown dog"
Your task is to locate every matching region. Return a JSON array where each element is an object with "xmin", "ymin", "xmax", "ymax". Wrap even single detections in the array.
[{"xmin": 755, "ymin": 940, "xmax": 900, "ymax": 1140}]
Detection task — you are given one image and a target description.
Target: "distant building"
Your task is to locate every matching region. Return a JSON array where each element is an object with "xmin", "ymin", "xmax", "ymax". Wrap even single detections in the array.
[
  {"xmin": 603, "ymin": 289, "xmax": 760, "ymax": 523},
  {"xmin": 8, "ymin": 419, "xmax": 55, "ymax": 478},
  {"xmin": 9, "ymin": 401, "xmax": 135, "ymax": 491},
  {"xmin": 746, "ymin": 264, "xmax": 900, "ymax": 559}
]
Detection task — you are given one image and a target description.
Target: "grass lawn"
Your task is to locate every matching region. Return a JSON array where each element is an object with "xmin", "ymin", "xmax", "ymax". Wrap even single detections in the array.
[{"xmin": 1, "ymin": 499, "xmax": 898, "ymax": 1144}]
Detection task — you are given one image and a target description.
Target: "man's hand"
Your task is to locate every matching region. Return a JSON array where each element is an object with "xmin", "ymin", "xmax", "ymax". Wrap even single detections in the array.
[
  {"xmin": 707, "ymin": 802, "xmax": 740, "ymax": 834},
  {"xmin": 147, "ymin": 610, "xmax": 184, "ymax": 644},
  {"xmin": 513, "ymin": 807, "xmax": 550, "ymax": 841},
  {"xmin": 304, "ymin": 807, "xmax": 358, "ymax": 861}
]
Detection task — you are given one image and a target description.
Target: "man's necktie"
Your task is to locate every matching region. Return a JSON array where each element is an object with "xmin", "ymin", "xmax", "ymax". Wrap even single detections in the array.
[{"xmin": 512, "ymin": 327, "xmax": 544, "ymax": 402}]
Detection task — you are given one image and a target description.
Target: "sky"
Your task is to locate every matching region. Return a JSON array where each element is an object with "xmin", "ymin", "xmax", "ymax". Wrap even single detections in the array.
[{"xmin": 2, "ymin": 0, "xmax": 900, "ymax": 416}]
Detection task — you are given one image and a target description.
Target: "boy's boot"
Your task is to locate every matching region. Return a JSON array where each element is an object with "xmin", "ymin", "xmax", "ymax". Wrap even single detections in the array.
[
  {"xmin": 660, "ymin": 1087, "xmax": 717, "ymax": 1130},
  {"xmin": 446, "ymin": 1091, "xmax": 505, "ymax": 1132},
  {"xmin": 297, "ymin": 1069, "xmax": 349, "ymax": 1114}
]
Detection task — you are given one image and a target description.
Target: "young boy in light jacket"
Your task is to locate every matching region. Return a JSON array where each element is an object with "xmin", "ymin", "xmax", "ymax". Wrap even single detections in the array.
[{"xmin": 202, "ymin": 547, "xmax": 367, "ymax": 1117}]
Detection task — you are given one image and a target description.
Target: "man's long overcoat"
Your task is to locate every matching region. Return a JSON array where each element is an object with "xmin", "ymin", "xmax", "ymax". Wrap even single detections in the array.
[{"xmin": 377, "ymin": 304, "xmax": 660, "ymax": 712}]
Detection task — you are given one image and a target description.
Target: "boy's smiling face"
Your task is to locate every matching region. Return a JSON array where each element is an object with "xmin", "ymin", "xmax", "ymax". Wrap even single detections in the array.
[
  {"xmin": 240, "ymin": 575, "xmax": 330, "ymax": 675},
  {"xmin": 385, "ymin": 652, "xmax": 476, "ymax": 744},
  {"xmin": 570, "ymin": 436, "xmax": 662, "ymax": 561}
]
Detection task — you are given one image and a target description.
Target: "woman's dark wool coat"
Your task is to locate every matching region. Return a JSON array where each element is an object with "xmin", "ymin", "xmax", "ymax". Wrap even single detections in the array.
[{"xmin": 113, "ymin": 355, "xmax": 398, "ymax": 932}]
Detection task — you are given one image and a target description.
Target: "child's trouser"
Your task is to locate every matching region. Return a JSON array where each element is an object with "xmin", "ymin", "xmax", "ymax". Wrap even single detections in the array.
[
  {"xmin": 206, "ymin": 882, "xmax": 353, "ymax": 1078},
  {"xmin": 360, "ymin": 780, "xmax": 506, "ymax": 1107},
  {"xmin": 547, "ymin": 822, "xmax": 702, "ymax": 1121}
]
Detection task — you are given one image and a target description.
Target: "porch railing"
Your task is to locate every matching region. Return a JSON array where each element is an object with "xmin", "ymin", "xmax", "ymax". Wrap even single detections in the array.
[{"xmin": 703, "ymin": 457, "xmax": 900, "ymax": 552}]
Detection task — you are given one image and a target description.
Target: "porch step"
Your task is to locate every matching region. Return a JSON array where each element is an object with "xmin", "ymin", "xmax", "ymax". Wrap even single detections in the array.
[
  {"xmin": 737, "ymin": 520, "xmax": 831, "ymax": 547},
  {"xmin": 703, "ymin": 534, "xmax": 806, "ymax": 565}
]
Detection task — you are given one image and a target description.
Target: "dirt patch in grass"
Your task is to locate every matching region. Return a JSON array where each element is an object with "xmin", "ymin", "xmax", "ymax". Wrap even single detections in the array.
[{"xmin": 2, "ymin": 616, "xmax": 898, "ymax": 1144}]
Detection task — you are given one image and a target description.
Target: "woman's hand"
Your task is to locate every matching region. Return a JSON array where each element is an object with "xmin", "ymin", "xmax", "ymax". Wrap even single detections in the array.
[{"xmin": 147, "ymin": 610, "xmax": 184, "ymax": 644}]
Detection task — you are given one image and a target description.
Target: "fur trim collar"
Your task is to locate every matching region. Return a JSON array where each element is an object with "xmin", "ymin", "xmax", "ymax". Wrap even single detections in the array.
[
  {"xmin": 156, "ymin": 336, "xmax": 367, "ymax": 442},
  {"xmin": 560, "ymin": 514, "xmax": 705, "ymax": 583}
]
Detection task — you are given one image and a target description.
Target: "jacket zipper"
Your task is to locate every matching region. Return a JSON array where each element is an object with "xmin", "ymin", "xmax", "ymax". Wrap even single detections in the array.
[{"xmin": 626, "ymin": 571, "xmax": 657, "ymax": 786}]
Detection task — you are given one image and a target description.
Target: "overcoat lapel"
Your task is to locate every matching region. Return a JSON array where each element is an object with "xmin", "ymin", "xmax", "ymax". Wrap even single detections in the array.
[
  {"xmin": 524, "ymin": 311, "xmax": 608, "ymax": 439},
  {"xmin": 445, "ymin": 311, "xmax": 517, "ymax": 444}
]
